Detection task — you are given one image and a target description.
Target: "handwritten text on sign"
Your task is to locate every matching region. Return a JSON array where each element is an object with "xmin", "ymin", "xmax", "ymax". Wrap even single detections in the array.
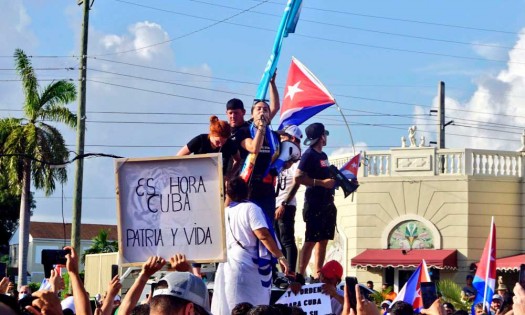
[
  {"xmin": 115, "ymin": 155, "xmax": 225, "ymax": 265},
  {"xmin": 276, "ymin": 283, "xmax": 332, "ymax": 315}
]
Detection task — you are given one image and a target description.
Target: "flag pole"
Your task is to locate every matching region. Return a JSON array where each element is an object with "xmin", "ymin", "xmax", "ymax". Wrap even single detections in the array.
[
  {"xmin": 483, "ymin": 216, "xmax": 495, "ymax": 313},
  {"xmin": 335, "ymin": 102, "xmax": 356, "ymax": 155}
]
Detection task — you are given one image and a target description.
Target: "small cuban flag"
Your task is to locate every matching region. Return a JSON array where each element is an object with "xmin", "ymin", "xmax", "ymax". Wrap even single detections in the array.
[{"xmin": 339, "ymin": 153, "xmax": 361, "ymax": 180}]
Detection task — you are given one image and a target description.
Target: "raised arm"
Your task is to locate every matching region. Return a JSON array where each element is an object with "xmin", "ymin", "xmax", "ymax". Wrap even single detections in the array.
[
  {"xmin": 118, "ymin": 256, "xmax": 166, "ymax": 315},
  {"xmin": 268, "ymin": 72, "xmax": 280, "ymax": 122},
  {"xmin": 64, "ymin": 246, "xmax": 91, "ymax": 315}
]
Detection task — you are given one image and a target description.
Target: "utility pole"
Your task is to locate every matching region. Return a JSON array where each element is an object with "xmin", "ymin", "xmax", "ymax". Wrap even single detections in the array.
[
  {"xmin": 430, "ymin": 81, "xmax": 453, "ymax": 173},
  {"xmin": 72, "ymin": 0, "xmax": 90, "ymax": 256},
  {"xmin": 437, "ymin": 81, "xmax": 445, "ymax": 149}
]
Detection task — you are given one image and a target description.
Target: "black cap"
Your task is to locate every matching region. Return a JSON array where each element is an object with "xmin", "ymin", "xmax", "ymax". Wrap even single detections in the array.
[
  {"xmin": 304, "ymin": 123, "xmax": 329, "ymax": 145},
  {"xmin": 226, "ymin": 98, "xmax": 244, "ymax": 110}
]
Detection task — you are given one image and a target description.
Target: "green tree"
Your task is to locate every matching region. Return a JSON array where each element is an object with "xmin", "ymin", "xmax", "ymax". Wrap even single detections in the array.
[
  {"xmin": 0, "ymin": 49, "xmax": 77, "ymax": 286},
  {"xmin": 438, "ymin": 279, "xmax": 472, "ymax": 311},
  {"xmin": 81, "ymin": 229, "xmax": 118, "ymax": 264}
]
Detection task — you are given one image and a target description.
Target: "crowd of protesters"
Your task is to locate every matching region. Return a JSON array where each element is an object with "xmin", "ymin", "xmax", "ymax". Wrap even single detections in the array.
[
  {"xmin": 3, "ymin": 92, "xmax": 525, "ymax": 315},
  {"xmin": 1, "ymin": 248, "xmax": 525, "ymax": 315}
]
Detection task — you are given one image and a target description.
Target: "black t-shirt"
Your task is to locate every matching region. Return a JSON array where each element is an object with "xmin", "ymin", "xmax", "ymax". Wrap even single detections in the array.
[
  {"xmin": 237, "ymin": 125, "xmax": 279, "ymax": 198},
  {"xmin": 187, "ymin": 134, "xmax": 238, "ymax": 174},
  {"xmin": 230, "ymin": 121, "xmax": 251, "ymax": 160},
  {"xmin": 298, "ymin": 147, "xmax": 334, "ymax": 204}
]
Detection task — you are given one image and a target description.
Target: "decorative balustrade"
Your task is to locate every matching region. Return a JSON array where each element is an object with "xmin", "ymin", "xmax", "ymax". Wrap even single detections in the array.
[{"xmin": 331, "ymin": 148, "xmax": 523, "ymax": 178}]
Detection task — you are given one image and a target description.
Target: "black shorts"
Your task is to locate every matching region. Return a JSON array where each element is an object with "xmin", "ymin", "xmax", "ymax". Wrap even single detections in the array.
[{"xmin": 303, "ymin": 202, "xmax": 337, "ymax": 242}]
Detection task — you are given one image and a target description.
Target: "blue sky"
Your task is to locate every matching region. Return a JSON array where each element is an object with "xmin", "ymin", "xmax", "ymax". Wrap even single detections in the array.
[{"xmin": 1, "ymin": 0, "xmax": 524, "ymax": 224}]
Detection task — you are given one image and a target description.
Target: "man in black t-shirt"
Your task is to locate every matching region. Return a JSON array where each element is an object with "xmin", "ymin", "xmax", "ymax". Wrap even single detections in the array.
[{"xmin": 295, "ymin": 122, "xmax": 336, "ymax": 281}]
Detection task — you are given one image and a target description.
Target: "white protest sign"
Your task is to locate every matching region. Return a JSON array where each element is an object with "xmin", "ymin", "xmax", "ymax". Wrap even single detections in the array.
[
  {"xmin": 276, "ymin": 283, "xmax": 333, "ymax": 315},
  {"xmin": 115, "ymin": 154, "xmax": 226, "ymax": 266}
]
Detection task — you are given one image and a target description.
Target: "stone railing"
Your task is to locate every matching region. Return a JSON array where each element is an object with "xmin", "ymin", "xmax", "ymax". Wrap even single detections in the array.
[{"xmin": 331, "ymin": 148, "xmax": 523, "ymax": 178}]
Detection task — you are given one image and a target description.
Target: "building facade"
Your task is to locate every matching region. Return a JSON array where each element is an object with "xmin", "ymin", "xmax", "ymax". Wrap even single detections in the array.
[
  {"xmin": 9, "ymin": 222, "xmax": 117, "ymax": 283},
  {"xmin": 296, "ymin": 144, "xmax": 524, "ymax": 291}
]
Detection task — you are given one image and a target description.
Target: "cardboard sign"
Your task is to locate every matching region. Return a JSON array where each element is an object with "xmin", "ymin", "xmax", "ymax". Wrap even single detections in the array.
[
  {"xmin": 115, "ymin": 154, "xmax": 226, "ymax": 266},
  {"xmin": 276, "ymin": 283, "xmax": 333, "ymax": 315}
]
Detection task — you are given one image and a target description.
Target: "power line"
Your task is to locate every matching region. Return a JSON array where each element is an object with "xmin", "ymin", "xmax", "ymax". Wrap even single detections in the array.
[
  {"xmin": 88, "ymin": 68, "xmax": 253, "ymax": 97},
  {"xmin": 189, "ymin": 0, "xmax": 524, "ymax": 51},
  {"xmin": 106, "ymin": 0, "xmax": 524, "ymax": 65},
  {"xmin": 90, "ymin": 57, "xmax": 258, "ymax": 85},
  {"xmin": 87, "ymin": 79, "xmax": 225, "ymax": 104},
  {"xmin": 96, "ymin": 0, "xmax": 270, "ymax": 56},
  {"xmin": 247, "ymin": 0, "xmax": 518, "ymax": 35}
]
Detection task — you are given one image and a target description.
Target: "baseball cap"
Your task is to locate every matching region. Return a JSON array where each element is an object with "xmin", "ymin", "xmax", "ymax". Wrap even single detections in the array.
[
  {"xmin": 320, "ymin": 260, "xmax": 343, "ymax": 280},
  {"xmin": 153, "ymin": 272, "xmax": 211, "ymax": 314},
  {"xmin": 278, "ymin": 125, "xmax": 303, "ymax": 139},
  {"xmin": 226, "ymin": 98, "xmax": 244, "ymax": 110},
  {"xmin": 381, "ymin": 300, "xmax": 392, "ymax": 308},
  {"xmin": 492, "ymin": 294, "xmax": 503, "ymax": 301},
  {"xmin": 304, "ymin": 123, "xmax": 329, "ymax": 146}
]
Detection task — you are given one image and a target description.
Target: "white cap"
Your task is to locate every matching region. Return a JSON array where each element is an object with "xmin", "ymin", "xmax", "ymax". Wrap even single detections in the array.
[
  {"xmin": 279, "ymin": 125, "xmax": 303, "ymax": 139},
  {"xmin": 153, "ymin": 272, "xmax": 211, "ymax": 314}
]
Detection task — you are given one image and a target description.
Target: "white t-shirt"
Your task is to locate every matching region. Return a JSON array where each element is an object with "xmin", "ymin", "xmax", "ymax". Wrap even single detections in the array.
[
  {"xmin": 61, "ymin": 296, "xmax": 75, "ymax": 313},
  {"xmin": 275, "ymin": 162, "xmax": 298, "ymax": 207},
  {"xmin": 225, "ymin": 201, "xmax": 268, "ymax": 253}
]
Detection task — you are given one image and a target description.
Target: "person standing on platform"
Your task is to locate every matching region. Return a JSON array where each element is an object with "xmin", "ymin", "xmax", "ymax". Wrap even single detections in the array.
[
  {"xmin": 295, "ymin": 122, "xmax": 336, "ymax": 282},
  {"xmin": 274, "ymin": 125, "xmax": 303, "ymax": 274}
]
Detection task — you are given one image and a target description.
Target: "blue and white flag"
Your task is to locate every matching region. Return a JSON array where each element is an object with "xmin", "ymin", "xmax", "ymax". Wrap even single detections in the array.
[{"xmin": 255, "ymin": 0, "xmax": 303, "ymax": 101}]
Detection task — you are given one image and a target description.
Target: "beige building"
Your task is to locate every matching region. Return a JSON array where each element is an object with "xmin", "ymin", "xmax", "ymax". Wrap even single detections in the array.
[
  {"xmin": 9, "ymin": 222, "xmax": 117, "ymax": 283},
  {"xmin": 296, "ymin": 145, "xmax": 524, "ymax": 291}
]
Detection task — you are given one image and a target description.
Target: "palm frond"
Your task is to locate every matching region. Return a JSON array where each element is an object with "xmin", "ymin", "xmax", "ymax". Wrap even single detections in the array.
[
  {"xmin": 437, "ymin": 279, "xmax": 472, "ymax": 311},
  {"xmin": 40, "ymin": 80, "xmax": 77, "ymax": 106},
  {"xmin": 39, "ymin": 104, "xmax": 77, "ymax": 128},
  {"xmin": 14, "ymin": 49, "xmax": 39, "ymax": 119}
]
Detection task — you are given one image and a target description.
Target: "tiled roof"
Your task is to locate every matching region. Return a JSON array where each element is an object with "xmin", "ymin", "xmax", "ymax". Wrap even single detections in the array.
[{"xmin": 29, "ymin": 222, "xmax": 118, "ymax": 240}]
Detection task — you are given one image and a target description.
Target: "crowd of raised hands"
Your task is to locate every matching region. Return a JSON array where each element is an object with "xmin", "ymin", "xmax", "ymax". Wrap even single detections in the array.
[
  {"xmin": 341, "ymin": 282, "xmax": 525, "ymax": 315},
  {"xmin": 0, "ymin": 251, "xmax": 198, "ymax": 315},
  {"xmin": 2, "ymin": 249, "xmax": 525, "ymax": 315}
]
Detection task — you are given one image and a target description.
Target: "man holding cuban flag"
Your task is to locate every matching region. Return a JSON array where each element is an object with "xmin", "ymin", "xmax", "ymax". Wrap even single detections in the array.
[{"xmin": 472, "ymin": 217, "xmax": 497, "ymax": 315}]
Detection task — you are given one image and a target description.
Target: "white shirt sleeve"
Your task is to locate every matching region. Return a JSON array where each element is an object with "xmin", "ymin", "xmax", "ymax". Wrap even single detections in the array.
[{"xmin": 247, "ymin": 202, "xmax": 268, "ymax": 231}]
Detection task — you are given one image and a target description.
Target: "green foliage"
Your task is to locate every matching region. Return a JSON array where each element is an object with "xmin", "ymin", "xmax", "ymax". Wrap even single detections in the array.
[
  {"xmin": 81, "ymin": 229, "xmax": 118, "ymax": 264},
  {"xmin": 437, "ymin": 279, "xmax": 472, "ymax": 311},
  {"xmin": 0, "ymin": 254, "xmax": 9, "ymax": 264},
  {"xmin": 28, "ymin": 282, "xmax": 40, "ymax": 293},
  {"xmin": 0, "ymin": 48, "xmax": 77, "ymax": 285},
  {"xmin": 61, "ymin": 272, "xmax": 70, "ymax": 299},
  {"xmin": 370, "ymin": 289, "xmax": 386, "ymax": 305}
]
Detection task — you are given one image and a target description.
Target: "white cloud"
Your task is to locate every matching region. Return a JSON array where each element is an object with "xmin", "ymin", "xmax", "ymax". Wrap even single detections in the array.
[
  {"xmin": 330, "ymin": 141, "xmax": 367, "ymax": 159},
  {"xmin": 471, "ymin": 41, "xmax": 507, "ymax": 60},
  {"xmin": 0, "ymin": 2, "xmax": 37, "ymax": 55},
  {"xmin": 414, "ymin": 29, "xmax": 525, "ymax": 151}
]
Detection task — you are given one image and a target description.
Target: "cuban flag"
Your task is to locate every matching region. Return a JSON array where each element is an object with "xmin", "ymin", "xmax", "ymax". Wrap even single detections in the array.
[
  {"xmin": 278, "ymin": 57, "xmax": 336, "ymax": 129},
  {"xmin": 255, "ymin": 0, "xmax": 303, "ymax": 101},
  {"xmin": 472, "ymin": 217, "xmax": 497, "ymax": 314},
  {"xmin": 340, "ymin": 153, "xmax": 361, "ymax": 180},
  {"xmin": 392, "ymin": 260, "xmax": 431, "ymax": 312}
]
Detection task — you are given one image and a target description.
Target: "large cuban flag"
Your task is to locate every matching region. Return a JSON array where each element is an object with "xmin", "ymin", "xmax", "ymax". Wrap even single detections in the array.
[
  {"xmin": 472, "ymin": 217, "xmax": 497, "ymax": 314},
  {"xmin": 392, "ymin": 260, "xmax": 431, "ymax": 312},
  {"xmin": 279, "ymin": 57, "xmax": 336, "ymax": 129}
]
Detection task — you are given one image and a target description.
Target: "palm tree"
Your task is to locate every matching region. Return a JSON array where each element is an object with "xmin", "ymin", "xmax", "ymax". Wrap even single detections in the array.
[
  {"xmin": 81, "ymin": 229, "xmax": 118, "ymax": 264},
  {"xmin": 0, "ymin": 49, "xmax": 77, "ymax": 286}
]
